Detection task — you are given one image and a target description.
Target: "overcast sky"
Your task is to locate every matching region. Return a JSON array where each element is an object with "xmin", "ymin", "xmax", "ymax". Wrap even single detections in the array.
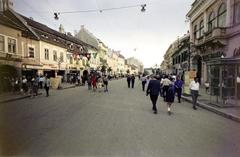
[{"xmin": 12, "ymin": 0, "xmax": 193, "ymax": 68}]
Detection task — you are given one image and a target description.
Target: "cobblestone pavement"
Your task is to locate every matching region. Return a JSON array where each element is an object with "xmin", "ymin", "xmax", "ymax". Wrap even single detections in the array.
[{"xmin": 0, "ymin": 79, "xmax": 240, "ymax": 157}]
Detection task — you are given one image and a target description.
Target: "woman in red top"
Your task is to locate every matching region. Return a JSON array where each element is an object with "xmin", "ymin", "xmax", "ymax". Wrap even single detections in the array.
[{"xmin": 91, "ymin": 75, "xmax": 97, "ymax": 92}]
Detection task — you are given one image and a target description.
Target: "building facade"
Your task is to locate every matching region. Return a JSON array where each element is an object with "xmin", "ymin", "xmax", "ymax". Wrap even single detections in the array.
[
  {"xmin": 187, "ymin": 0, "xmax": 240, "ymax": 106},
  {"xmin": 172, "ymin": 34, "xmax": 190, "ymax": 77}
]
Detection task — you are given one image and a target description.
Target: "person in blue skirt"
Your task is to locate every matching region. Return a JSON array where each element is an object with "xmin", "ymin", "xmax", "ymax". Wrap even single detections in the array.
[{"xmin": 166, "ymin": 78, "xmax": 176, "ymax": 115}]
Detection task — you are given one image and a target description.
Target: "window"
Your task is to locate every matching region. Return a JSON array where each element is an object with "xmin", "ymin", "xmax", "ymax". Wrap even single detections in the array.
[
  {"xmin": 60, "ymin": 52, "xmax": 64, "ymax": 62},
  {"xmin": 208, "ymin": 12, "xmax": 215, "ymax": 31},
  {"xmin": 70, "ymin": 56, "xmax": 73, "ymax": 64},
  {"xmin": 44, "ymin": 48, "xmax": 49, "ymax": 60},
  {"xmin": 199, "ymin": 20, "xmax": 204, "ymax": 37},
  {"xmin": 193, "ymin": 25, "xmax": 198, "ymax": 39},
  {"xmin": 218, "ymin": 3, "xmax": 227, "ymax": 27},
  {"xmin": 53, "ymin": 50, "xmax": 57, "ymax": 61},
  {"xmin": 235, "ymin": 3, "xmax": 240, "ymax": 24},
  {"xmin": 0, "ymin": 35, "xmax": 4, "ymax": 51},
  {"xmin": 28, "ymin": 47, "xmax": 34, "ymax": 58},
  {"xmin": 8, "ymin": 38, "xmax": 16, "ymax": 53}
]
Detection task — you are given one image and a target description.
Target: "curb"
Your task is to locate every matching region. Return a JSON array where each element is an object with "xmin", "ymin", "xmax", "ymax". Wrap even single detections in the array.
[
  {"xmin": 0, "ymin": 93, "xmax": 43, "ymax": 104},
  {"xmin": 182, "ymin": 96, "xmax": 240, "ymax": 123}
]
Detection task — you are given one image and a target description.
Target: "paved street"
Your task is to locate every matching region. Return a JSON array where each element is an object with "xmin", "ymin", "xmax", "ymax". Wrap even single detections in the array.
[{"xmin": 0, "ymin": 79, "xmax": 240, "ymax": 157}]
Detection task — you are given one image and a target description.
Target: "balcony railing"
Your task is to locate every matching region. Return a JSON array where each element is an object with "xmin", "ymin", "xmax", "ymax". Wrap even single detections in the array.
[{"xmin": 194, "ymin": 27, "xmax": 227, "ymax": 45}]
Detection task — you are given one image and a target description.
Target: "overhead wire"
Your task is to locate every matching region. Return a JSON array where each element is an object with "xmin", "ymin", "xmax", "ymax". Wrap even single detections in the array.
[{"xmin": 21, "ymin": 0, "xmax": 58, "ymax": 28}]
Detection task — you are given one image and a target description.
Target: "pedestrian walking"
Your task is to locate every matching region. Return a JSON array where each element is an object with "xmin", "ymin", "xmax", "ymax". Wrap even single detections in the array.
[
  {"xmin": 30, "ymin": 77, "xmax": 36, "ymax": 98},
  {"xmin": 33, "ymin": 76, "xmax": 39, "ymax": 96},
  {"xmin": 97, "ymin": 76, "xmax": 103, "ymax": 92},
  {"xmin": 103, "ymin": 75, "xmax": 109, "ymax": 92},
  {"xmin": 146, "ymin": 76, "xmax": 150, "ymax": 87},
  {"xmin": 166, "ymin": 80, "xmax": 175, "ymax": 115},
  {"xmin": 39, "ymin": 75, "xmax": 44, "ymax": 89},
  {"xmin": 92, "ymin": 75, "xmax": 97, "ymax": 92},
  {"xmin": 190, "ymin": 77, "xmax": 200, "ymax": 110},
  {"xmin": 22, "ymin": 76, "xmax": 28, "ymax": 94},
  {"xmin": 13, "ymin": 78, "xmax": 20, "ymax": 93},
  {"xmin": 141, "ymin": 74, "xmax": 147, "ymax": 91},
  {"xmin": 131, "ymin": 74, "xmax": 135, "ymax": 88},
  {"xmin": 160, "ymin": 75, "xmax": 172, "ymax": 101},
  {"xmin": 127, "ymin": 75, "xmax": 131, "ymax": 88},
  {"xmin": 204, "ymin": 81, "xmax": 209, "ymax": 94},
  {"xmin": 44, "ymin": 75, "xmax": 50, "ymax": 97},
  {"xmin": 87, "ymin": 75, "xmax": 92, "ymax": 90},
  {"xmin": 174, "ymin": 76, "xmax": 183, "ymax": 103},
  {"xmin": 77, "ymin": 74, "xmax": 81, "ymax": 86},
  {"xmin": 146, "ymin": 75, "xmax": 161, "ymax": 114}
]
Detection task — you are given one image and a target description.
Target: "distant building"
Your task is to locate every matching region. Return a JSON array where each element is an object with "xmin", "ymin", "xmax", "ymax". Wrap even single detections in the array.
[{"xmin": 126, "ymin": 57, "xmax": 144, "ymax": 74}]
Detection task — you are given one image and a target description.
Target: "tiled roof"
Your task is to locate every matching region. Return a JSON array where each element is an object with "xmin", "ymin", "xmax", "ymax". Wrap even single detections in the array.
[{"xmin": 0, "ymin": 10, "xmax": 38, "ymax": 40}]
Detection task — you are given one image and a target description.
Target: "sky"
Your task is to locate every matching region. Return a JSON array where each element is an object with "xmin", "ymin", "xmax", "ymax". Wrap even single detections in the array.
[{"xmin": 12, "ymin": 0, "xmax": 193, "ymax": 68}]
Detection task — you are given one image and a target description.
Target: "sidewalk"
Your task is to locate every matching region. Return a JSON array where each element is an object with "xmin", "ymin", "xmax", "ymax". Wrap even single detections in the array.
[
  {"xmin": 0, "ymin": 89, "xmax": 43, "ymax": 104},
  {"xmin": 0, "ymin": 79, "xmax": 119, "ymax": 104},
  {"xmin": 182, "ymin": 87, "xmax": 240, "ymax": 123},
  {"xmin": 0, "ymin": 83, "xmax": 76, "ymax": 104}
]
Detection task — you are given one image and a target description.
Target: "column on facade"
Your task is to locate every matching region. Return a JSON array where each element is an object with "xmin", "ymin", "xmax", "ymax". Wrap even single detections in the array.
[{"xmin": 204, "ymin": 11, "xmax": 208, "ymax": 33}]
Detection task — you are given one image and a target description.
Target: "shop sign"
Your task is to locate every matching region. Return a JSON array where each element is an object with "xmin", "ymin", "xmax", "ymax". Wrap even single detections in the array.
[
  {"xmin": 202, "ymin": 51, "xmax": 223, "ymax": 61},
  {"xmin": 25, "ymin": 65, "xmax": 42, "ymax": 69},
  {"xmin": 233, "ymin": 47, "xmax": 240, "ymax": 57}
]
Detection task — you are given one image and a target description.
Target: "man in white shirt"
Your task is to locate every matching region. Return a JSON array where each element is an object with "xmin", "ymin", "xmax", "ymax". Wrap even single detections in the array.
[
  {"xmin": 189, "ymin": 77, "xmax": 200, "ymax": 110},
  {"xmin": 160, "ymin": 75, "xmax": 172, "ymax": 101}
]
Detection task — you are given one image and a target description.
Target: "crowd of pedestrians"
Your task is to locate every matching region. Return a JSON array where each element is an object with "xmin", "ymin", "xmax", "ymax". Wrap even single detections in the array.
[
  {"xmin": 85, "ymin": 72, "xmax": 109, "ymax": 93},
  {"xmin": 8, "ymin": 74, "xmax": 51, "ymax": 98},
  {"xmin": 132, "ymin": 73, "xmax": 199, "ymax": 115}
]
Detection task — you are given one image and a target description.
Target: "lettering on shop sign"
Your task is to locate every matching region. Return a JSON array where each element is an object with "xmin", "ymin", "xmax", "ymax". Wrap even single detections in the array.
[
  {"xmin": 233, "ymin": 47, "xmax": 240, "ymax": 57},
  {"xmin": 202, "ymin": 51, "xmax": 224, "ymax": 61}
]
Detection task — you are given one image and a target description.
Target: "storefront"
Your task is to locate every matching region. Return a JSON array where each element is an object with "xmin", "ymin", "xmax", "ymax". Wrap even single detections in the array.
[{"xmin": 207, "ymin": 58, "xmax": 240, "ymax": 107}]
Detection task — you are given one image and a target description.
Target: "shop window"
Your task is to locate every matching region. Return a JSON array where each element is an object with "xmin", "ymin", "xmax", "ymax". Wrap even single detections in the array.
[
  {"xmin": 222, "ymin": 65, "xmax": 236, "ymax": 98},
  {"xmin": 217, "ymin": 3, "xmax": 227, "ymax": 27},
  {"xmin": 0, "ymin": 35, "xmax": 4, "ymax": 52},
  {"xmin": 8, "ymin": 37, "xmax": 16, "ymax": 53},
  {"xmin": 28, "ymin": 47, "xmax": 34, "ymax": 58},
  {"xmin": 53, "ymin": 50, "xmax": 57, "ymax": 61},
  {"xmin": 208, "ymin": 12, "xmax": 215, "ymax": 31},
  {"xmin": 44, "ymin": 48, "xmax": 49, "ymax": 60}
]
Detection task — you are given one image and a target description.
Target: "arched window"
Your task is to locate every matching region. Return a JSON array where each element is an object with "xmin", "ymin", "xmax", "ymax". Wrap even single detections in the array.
[
  {"xmin": 217, "ymin": 3, "xmax": 227, "ymax": 27},
  {"xmin": 194, "ymin": 25, "xmax": 198, "ymax": 39},
  {"xmin": 208, "ymin": 12, "xmax": 215, "ymax": 31},
  {"xmin": 199, "ymin": 20, "xmax": 204, "ymax": 37}
]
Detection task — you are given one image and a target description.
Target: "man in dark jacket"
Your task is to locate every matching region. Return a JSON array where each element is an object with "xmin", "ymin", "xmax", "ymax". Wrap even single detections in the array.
[
  {"xmin": 146, "ymin": 76, "xmax": 161, "ymax": 114},
  {"xmin": 131, "ymin": 74, "xmax": 135, "ymax": 88},
  {"xmin": 127, "ymin": 75, "xmax": 131, "ymax": 88}
]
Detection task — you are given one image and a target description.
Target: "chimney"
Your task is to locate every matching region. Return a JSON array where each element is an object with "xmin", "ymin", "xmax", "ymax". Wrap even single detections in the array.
[
  {"xmin": 59, "ymin": 24, "xmax": 65, "ymax": 33},
  {"xmin": 0, "ymin": 0, "xmax": 13, "ymax": 12}
]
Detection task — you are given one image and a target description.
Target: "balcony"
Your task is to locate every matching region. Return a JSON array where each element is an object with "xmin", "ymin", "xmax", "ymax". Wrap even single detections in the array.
[
  {"xmin": 212, "ymin": 27, "xmax": 226, "ymax": 38},
  {"xmin": 205, "ymin": 27, "xmax": 226, "ymax": 41},
  {"xmin": 194, "ymin": 27, "xmax": 227, "ymax": 47}
]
